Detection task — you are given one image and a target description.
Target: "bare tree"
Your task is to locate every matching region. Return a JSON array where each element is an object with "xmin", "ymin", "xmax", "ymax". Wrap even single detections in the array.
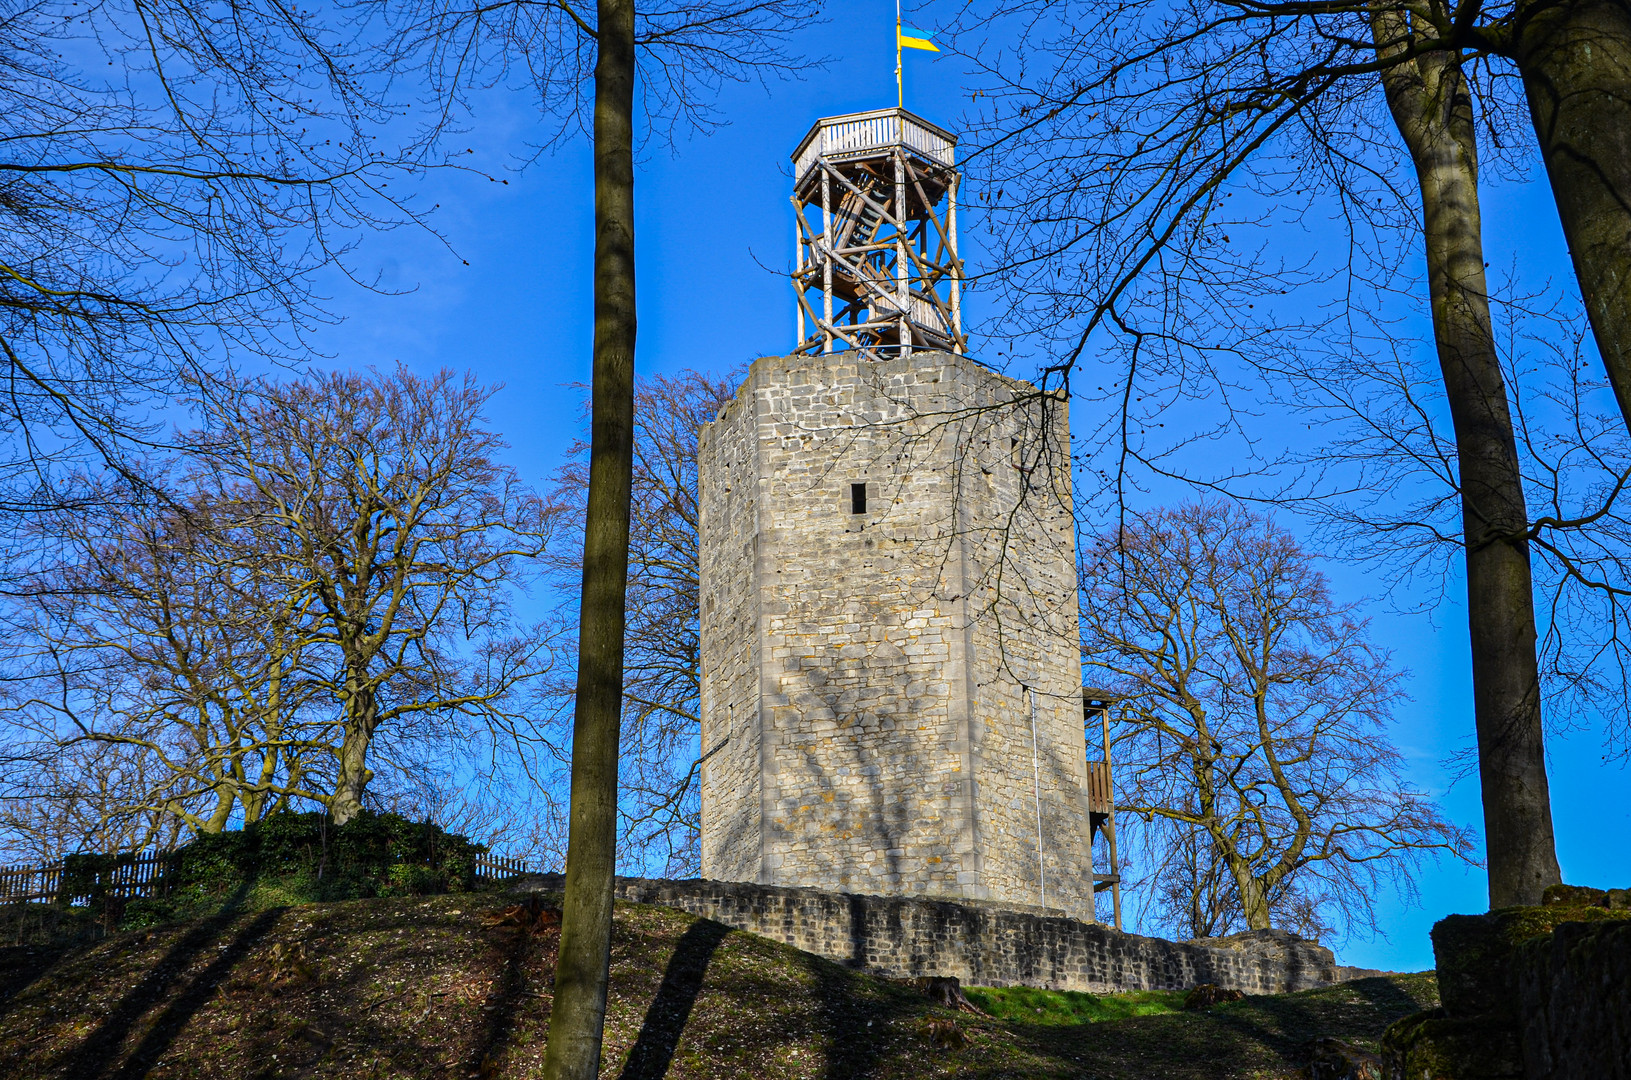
[
  {"xmin": 1142, "ymin": 821, "xmax": 1246, "ymax": 940},
  {"xmin": 554, "ymin": 7, "xmax": 638, "ymax": 1074},
  {"xmin": 543, "ymin": 371, "xmax": 735, "ymax": 877},
  {"xmin": 0, "ymin": 2, "xmax": 438, "ymax": 529},
  {"xmin": 1500, "ymin": 0, "xmax": 1631, "ymax": 434},
  {"xmin": 939, "ymin": 0, "xmax": 1631, "ymax": 906},
  {"xmin": 1370, "ymin": 10, "xmax": 1562, "ymax": 908},
  {"xmin": 945, "ymin": 1, "xmax": 1630, "ymax": 436},
  {"xmin": 0, "ymin": 366, "xmax": 562, "ymax": 849},
  {"xmin": 366, "ymin": 4, "xmax": 817, "ymax": 1075},
  {"xmin": 0, "ymin": 738, "xmax": 190, "ymax": 864},
  {"xmin": 0, "ymin": 483, "xmax": 334, "ymax": 843},
  {"xmin": 187, "ymin": 365, "xmax": 562, "ymax": 825},
  {"xmin": 1082, "ymin": 502, "xmax": 1474, "ymax": 938}
]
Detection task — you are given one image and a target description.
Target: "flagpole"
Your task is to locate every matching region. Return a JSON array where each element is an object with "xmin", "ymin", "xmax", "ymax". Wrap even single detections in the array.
[{"xmin": 895, "ymin": 0, "xmax": 903, "ymax": 108}]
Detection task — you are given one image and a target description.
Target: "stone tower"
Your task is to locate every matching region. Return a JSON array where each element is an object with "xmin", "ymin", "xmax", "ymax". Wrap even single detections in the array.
[
  {"xmin": 695, "ymin": 108, "xmax": 1098, "ymax": 921},
  {"xmin": 697, "ymin": 361, "xmax": 1098, "ymax": 918}
]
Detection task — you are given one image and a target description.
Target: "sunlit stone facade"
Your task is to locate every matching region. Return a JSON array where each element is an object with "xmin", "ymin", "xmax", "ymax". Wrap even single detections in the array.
[{"xmin": 696, "ymin": 349, "xmax": 1096, "ymax": 920}]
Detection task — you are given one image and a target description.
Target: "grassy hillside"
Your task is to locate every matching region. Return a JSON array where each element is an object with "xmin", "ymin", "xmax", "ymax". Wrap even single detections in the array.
[{"xmin": 0, "ymin": 892, "xmax": 1436, "ymax": 1079}]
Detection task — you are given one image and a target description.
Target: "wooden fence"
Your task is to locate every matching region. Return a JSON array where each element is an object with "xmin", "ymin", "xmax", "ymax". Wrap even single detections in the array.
[
  {"xmin": 0, "ymin": 860, "xmax": 62, "ymax": 904},
  {"xmin": 0, "ymin": 850, "xmax": 540, "ymax": 906},
  {"xmin": 0, "ymin": 851, "xmax": 176, "ymax": 906},
  {"xmin": 1085, "ymin": 760, "xmax": 1115, "ymax": 816},
  {"xmin": 472, "ymin": 854, "xmax": 537, "ymax": 883}
]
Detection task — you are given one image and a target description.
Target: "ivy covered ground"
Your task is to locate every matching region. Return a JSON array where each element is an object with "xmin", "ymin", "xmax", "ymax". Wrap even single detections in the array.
[{"xmin": 0, "ymin": 892, "xmax": 1437, "ymax": 1079}]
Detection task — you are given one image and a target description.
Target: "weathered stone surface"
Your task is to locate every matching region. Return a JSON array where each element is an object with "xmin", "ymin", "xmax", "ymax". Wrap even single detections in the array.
[
  {"xmin": 516, "ymin": 873, "xmax": 1373, "ymax": 994},
  {"xmin": 697, "ymin": 350, "xmax": 1094, "ymax": 919},
  {"xmin": 1540, "ymin": 883, "xmax": 1607, "ymax": 908},
  {"xmin": 1417, "ymin": 897, "xmax": 1631, "ymax": 1080},
  {"xmin": 1517, "ymin": 919, "xmax": 1631, "ymax": 1080},
  {"xmin": 1431, "ymin": 903, "xmax": 1631, "ymax": 1020},
  {"xmin": 1381, "ymin": 1010, "xmax": 1522, "ymax": 1080}
]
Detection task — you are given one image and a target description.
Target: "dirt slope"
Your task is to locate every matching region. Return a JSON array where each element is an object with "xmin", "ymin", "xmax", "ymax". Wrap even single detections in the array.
[{"xmin": 0, "ymin": 892, "xmax": 1436, "ymax": 1079}]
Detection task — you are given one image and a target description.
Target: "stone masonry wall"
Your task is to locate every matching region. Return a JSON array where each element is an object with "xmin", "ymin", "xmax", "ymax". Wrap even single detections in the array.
[
  {"xmin": 952, "ymin": 359, "xmax": 1088, "ymax": 917},
  {"xmin": 517, "ymin": 874, "xmax": 1376, "ymax": 994},
  {"xmin": 696, "ymin": 350, "xmax": 1094, "ymax": 920},
  {"xmin": 1387, "ymin": 894, "xmax": 1631, "ymax": 1080},
  {"xmin": 696, "ymin": 366, "xmax": 763, "ymax": 883},
  {"xmin": 1518, "ymin": 919, "xmax": 1631, "ymax": 1079}
]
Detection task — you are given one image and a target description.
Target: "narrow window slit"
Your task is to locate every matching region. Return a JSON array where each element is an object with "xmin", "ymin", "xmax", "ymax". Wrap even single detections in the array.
[{"xmin": 850, "ymin": 483, "xmax": 867, "ymax": 515}]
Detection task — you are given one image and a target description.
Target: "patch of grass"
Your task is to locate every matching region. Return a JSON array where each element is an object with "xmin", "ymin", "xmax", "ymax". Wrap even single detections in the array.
[
  {"xmin": 965, "ymin": 984, "xmax": 1186, "ymax": 1025},
  {"xmin": 0, "ymin": 891, "xmax": 1439, "ymax": 1080}
]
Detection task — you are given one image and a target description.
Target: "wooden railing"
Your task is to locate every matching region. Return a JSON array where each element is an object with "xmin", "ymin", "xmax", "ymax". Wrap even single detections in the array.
[
  {"xmin": 0, "ymin": 851, "xmax": 176, "ymax": 906},
  {"xmin": 1086, "ymin": 759, "xmax": 1114, "ymax": 815},
  {"xmin": 472, "ymin": 854, "xmax": 536, "ymax": 884},
  {"xmin": 793, "ymin": 108, "xmax": 956, "ymax": 184},
  {"xmin": 0, "ymin": 860, "xmax": 62, "ymax": 904}
]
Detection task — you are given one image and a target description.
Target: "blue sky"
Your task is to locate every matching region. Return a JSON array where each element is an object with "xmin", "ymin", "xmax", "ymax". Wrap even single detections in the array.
[{"xmin": 306, "ymin": 2, "xmax": 1629, "ymax": 972}]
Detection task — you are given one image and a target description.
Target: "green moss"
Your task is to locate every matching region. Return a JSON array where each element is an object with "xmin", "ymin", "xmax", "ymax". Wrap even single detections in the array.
[
  {"xmin": 1488, "ymin": 902, "xmax": 1631, "ymax": 942},
  {"xmin": 1432, "ymin": 904, "xmax": 1631, "ymax": 1018},
  {"xmin": 1381, "ymin": 1009, "xmax": 1522, "ymax": 1079},
  {"xmin": 1540, "ymin": 884, "xmax": 1608, "ymax": 907},
  {"xmin": 963, "ymin": 984, "xmax": 1186, "ymax": 1025}
]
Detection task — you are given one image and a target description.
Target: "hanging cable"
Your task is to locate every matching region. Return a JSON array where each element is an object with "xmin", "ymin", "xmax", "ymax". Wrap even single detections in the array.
[{"xmin": 1030, "ymin": 685, "xmax": 1046, "ymax": 909}]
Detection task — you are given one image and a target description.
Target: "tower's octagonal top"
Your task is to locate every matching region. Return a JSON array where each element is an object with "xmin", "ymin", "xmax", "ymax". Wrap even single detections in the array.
[{"xmin": 792, "ymin": 107, "xmax": 957, "ymax": 193}]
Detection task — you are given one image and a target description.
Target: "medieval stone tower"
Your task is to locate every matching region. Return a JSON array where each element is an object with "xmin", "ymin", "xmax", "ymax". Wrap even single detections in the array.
[{"xmin": 696, "ymin": 108, "xmax": 1099, "ymax": 921}]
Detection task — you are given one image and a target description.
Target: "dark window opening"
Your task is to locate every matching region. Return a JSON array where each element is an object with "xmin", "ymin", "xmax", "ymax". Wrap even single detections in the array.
[{"xmin": 850, "ymin": 483, "xmax": 867, "ymax": 515}]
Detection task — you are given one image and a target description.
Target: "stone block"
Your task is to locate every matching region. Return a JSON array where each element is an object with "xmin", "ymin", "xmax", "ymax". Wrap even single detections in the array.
[
  {"xmin": 1381, "ymin": 1010, "xmax": 1522, "ymax": 1080},
  {"xmin": 1432, "ymin": 903, "xmax": 1631, "ymax": 1020},
  {"xmin": 1516, "ymin": 918, "xmax": 1631, "ymax": 1080}
]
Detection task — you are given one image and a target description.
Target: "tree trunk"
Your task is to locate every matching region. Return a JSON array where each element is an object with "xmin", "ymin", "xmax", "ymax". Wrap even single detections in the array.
[
  {"xmin": 1507, "ymin": 0, "xmax": 1631, "ymax": 435},
  {"xmin": 330, "ymin": 684, "xmax": 378, "ymax": 826},
  {"xmin": 201, "ymin": 787, "xmax": 235, "ymax": 834},
  {"xmin": 1232, "ymin": 863, "xmax": 1272, "ymax": 930},
  {"xmin": 1376, "ymin": 17, "xmax": 1563, "ymax": 907},
  {"xmin": 540, "ymin": 0, "xmax": 637, "ymax": 1076}
]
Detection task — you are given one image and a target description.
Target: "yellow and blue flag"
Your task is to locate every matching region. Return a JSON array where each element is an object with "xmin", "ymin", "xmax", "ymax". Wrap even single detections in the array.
[{"xmin": 898, "ymin": 26, "xmax": 940, "ymax": 52}]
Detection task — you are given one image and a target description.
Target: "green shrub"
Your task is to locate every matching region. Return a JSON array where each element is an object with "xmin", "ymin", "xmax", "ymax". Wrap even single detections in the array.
[
  {"xmin": 162, "ymin": 809, "xmax": 485, "ymax": 900},
  {"xmin": 63, "ymin": 810, "xmax": 489, "ymax": 928},
  {"xmin": 386, "ymin": 864, "xmax": 446, "ymax": 896}
]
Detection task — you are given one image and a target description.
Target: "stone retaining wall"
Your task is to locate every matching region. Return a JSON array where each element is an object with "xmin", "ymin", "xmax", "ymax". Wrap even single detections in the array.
[
  {"xmin": 1381, "ymin": 889, "xmax": 1631, "ymax": 1080},
  {"xmin": 520, "ymin": 874, "xmax": 1380, "ymax": 994},
  {"xmin": 1518, "ymin": 918, "xmax": 1631, "ymax": 1079}
]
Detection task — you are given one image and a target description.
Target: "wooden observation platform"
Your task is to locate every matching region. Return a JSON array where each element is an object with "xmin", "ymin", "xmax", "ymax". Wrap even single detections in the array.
[{"xmin": 791, "ymin": 108, "xmax": 966, "ymax": 357}]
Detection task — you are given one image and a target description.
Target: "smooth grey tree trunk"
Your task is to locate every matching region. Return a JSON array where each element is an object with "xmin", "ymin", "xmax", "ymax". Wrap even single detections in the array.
[
  {"xmin": 1376, "ymin": 14, "xmax": 1563, "ymax": 907},
  {"xmin": 540, "ymin": 0, "xmax": 637, "ymax": 1075},
  {"xmin": 1506, "ymin": 0, "xmax": 1631, "ymax": 435}
]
